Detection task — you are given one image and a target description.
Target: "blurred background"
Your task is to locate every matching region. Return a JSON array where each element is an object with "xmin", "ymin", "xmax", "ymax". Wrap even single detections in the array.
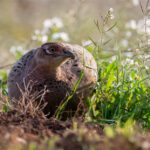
[{"xmin": 0, "ymin": 0, "xmax": 147, "ymax": 65}]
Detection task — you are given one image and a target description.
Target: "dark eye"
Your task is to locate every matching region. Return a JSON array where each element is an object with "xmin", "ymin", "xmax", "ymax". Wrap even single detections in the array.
[{"xmin": 50, "ymin": 48, "xmax": 55, "ymax": 52}]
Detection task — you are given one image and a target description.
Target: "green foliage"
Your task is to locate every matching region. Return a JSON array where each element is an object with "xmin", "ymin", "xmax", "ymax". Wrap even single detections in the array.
[
  {"xmin": 0, "ymin": 71, "xmax": 9, "ymax": 112},
  {"xmin": 83, "ymin": 8, "xmax": 150, "ymax": 129},
  {"xmin": 88, "ymin": 58, "xmax": 150, "ymax": 128},
  {"xmin": 0, "ymin": 72, "xmax": 8, "ymax": 96}
]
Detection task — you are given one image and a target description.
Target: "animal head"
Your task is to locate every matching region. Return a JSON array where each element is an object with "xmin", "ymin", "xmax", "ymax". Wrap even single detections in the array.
[{"xmin": 34, "ymin": 42, "xmax": 75, "ymax": 70}]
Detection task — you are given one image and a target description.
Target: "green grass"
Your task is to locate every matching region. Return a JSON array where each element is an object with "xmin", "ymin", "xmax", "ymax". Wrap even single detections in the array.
[
  {"xmin": 82, "ymin": 9, "xmax": 150, "ymax": 129},
  {"xmin": 86, "ymin": 58, "xmax": 150, "ymax": 128}
]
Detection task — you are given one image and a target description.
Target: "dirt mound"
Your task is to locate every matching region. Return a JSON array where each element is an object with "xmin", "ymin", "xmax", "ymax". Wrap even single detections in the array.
[
  {"xmin": 0, "ymin": 109, "xmax": 104, "ymax": 150},
  {"xmin": 0, "ymin": 110, "xmax": 72, "ymax": 137},
  {"xmin": 0, "ymin": 97, "xmax": 147, "ymax": 150},
  {"xmin": 0, "ymin": 109, "xmax": 72, "ymax": 150},
  {"xmin": 0, "ymin": 109, "xmax": 148, "ymax": 150}
]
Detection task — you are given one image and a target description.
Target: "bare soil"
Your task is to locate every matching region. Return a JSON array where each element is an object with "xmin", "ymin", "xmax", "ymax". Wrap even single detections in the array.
[
  {"xmin": 0, "ymin": 109, "xmax": 149, "ymax": 150},
  {"xmin": 0, "ymin": 95, "xmax": 148, "ymax": 150}
]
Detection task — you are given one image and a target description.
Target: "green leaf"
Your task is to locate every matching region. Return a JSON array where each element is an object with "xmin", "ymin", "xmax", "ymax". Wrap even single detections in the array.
[{"xmin": 106, "ymin": 22, "xmax": 117, "ymax": 32}]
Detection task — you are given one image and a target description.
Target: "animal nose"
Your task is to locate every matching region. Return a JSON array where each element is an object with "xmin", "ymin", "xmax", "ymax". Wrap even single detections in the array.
[{"xmin": 63, "ymin": 49, "xmax": 75, "ymax": 59}]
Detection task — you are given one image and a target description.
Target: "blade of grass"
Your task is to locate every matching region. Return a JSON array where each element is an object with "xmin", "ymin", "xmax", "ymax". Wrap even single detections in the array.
[
  {"xmin": 56, "ymin": 49, "xmax": 85, "ymax": 119},
  {"xmin": 105, "ymin": 22, "xmax": 117, "ymax": 32}
]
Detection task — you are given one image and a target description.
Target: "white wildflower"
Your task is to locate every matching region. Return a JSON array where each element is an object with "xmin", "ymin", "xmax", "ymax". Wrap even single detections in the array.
[
  {"xmin": 138, "ymin": 55, "xmax": 143, "ymax": 59},
  {"xmin": 145, "ymin": 66, "xmax": 149, "ymax": 70},
  {"xmin": 121, "ymin": 39, "xmax": 128, "ymax": 47},
  {"xmin": 43, "ymin": 17, "xmax": 63, "ymax": 29},
  {"xmin": 51, "ymin": 17, "xmax": 63, "ymax": 28},
  {"xmin": 43, "ymin": 19, "xmax": 52, "ymax": 28},
  {"xmin": 136, "ymin": 18, "xmax": 150, "ymax": 35},
  {"xmin": 126, "ymin": 58, "xmax": 134, "ymax": 65},
  {"xmin": 108, "ymin": 8, "xmax": 114, "ymax": 19},
  {"xmin": 52, "ymin": 32, "xmax": 69, "ymax": 42},
  {"xmin": 82, "ymin": 40, "xmax": 92, "ymax": 47},
  {"xmin": 148, "ymin": 39, "xmax": 150, "ymax": 45},
  {"xmin": 110, "ymin": 14, "xmax": 115, "ymax": 20},
  {"xmin": 41, "ymin": 35, "xmax": 48, "ymax": 43},
  {"xmin": 110, "ymin": 56, "xmax": 116, "ymax": 62},
  {"xmin": 136, "ymin": 19, "xmax": 144, "ymax": 34},
  {"xmin": 10, "ymin": 46, "xmax": 26, "ymax": 56},
  {"xmin": 132, "ymin": 0, "xmax": 139, "ymax": 6},
  {"xmin": 32, "ymin": 35, "xmax": 37, "ymax": 40},
  {"xmin": 129, "ymin": 76, "xmax": 133, "ymax": 81},
  {"xmin": 17, "ymin": 46, "xmax": 23, "ymax": 51},
  {"xmin": 10, "ymin": 46, "xmax": 17, "ymax": 55},
  {"xmin": 144, "ymin": 55, "xmax": 150, "ymax": 59},
  {"xmin": 109, "ymin": 8, "xmax": 114, "ymax": 13},
  {"xmin": 145, "ymin": 27, "xmax": 150, "ymax": 35},
  {"xmin": 126, "ymin": 20, "xmax": 137, "ymax": 30},
  {"xmin": 34, "ymin": 29, "xmax": 40, "ymax": 35},
  {"xmin": 125, "ymin": 52, "xmax": 133, "ymax": 57},
  {"xmin": 126, "ymin": 31, "xmax": 132, "ymax": 37},
  {"xmin": 146, "ymin": 19, "xmax": 150, "ymax": 26},
  {"xmin": 16, "ymin": 46, "xmax": 26, "ymax": 54}
]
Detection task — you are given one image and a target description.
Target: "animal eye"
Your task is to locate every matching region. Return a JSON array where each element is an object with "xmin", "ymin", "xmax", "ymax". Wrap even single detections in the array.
[
  {"xmin": 44, "ymin": 47, "xmax": 56, "ymax": 55},
  {"xmin": 50, "ymin": 48, "xmax": 55, "ymax": 52}
]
